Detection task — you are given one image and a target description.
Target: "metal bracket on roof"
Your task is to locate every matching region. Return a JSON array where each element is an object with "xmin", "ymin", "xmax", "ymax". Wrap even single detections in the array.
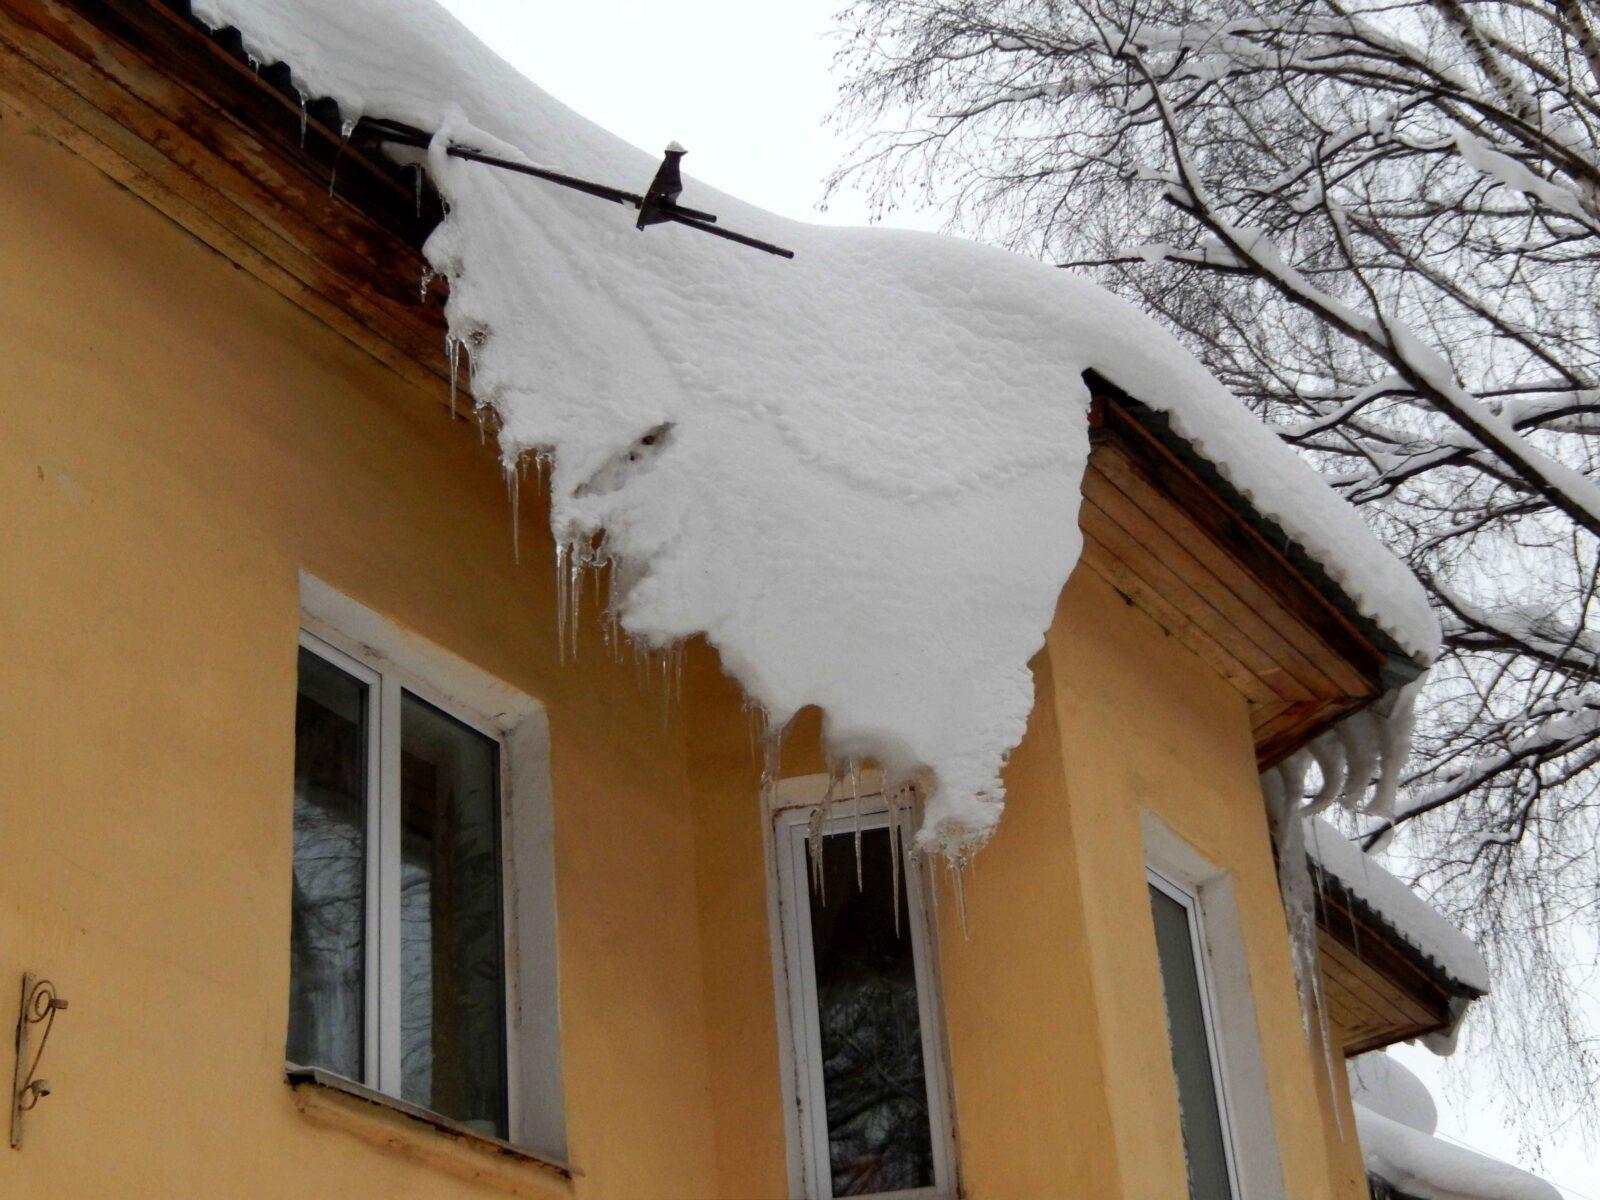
[{"xmin": 359, "ymin": 118, "xmax": 795, "ymax": 259}]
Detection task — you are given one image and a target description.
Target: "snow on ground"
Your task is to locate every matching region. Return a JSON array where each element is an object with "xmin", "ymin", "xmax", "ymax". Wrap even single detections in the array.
[
  {"xmin": 192, "ymin": 0, "xmax": 1441, "ymax": 856},
  {"xmin": 1308, "ymin": 818, "xmax": 1490, "ymax": 994},
  {"xmin": 1350, "ymin": 1055, "xmax": 1562, "ymax": 1200}
]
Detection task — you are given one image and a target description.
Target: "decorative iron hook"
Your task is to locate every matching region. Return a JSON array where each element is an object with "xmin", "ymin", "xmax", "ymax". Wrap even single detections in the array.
[{"xmin": 10, "ymin": 974, "xmax": 67, "ymax": 1149}]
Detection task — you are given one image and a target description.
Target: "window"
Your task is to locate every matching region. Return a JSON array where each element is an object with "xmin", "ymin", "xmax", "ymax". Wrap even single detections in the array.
[
  {"xmin": 288, "ymin": 576, "xmax": 566, "ymax": 1159},
  {"xmin": 292, "ymin": 635, "xmax": 509, "ymax": 1134},
  {"xmin": 1148, "ymin": 868, "xmax": 1242, "ymax": 1200},
  {"xmin": 770, "ymin": 784, "xmax": 957, "ymax": 1200}
]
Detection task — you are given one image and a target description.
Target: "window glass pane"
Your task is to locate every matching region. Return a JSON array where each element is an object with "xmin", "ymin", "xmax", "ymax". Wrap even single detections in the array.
[
  {"xmin": 1149, "ymin": 884, "xmax": 1234, "ymax": 1200},
  {"xmin": 399, "ymin": 692, "xmax": 508, "ymax": 1137},
  {"xmin": 289, "ymin": 648, "xmax": 368, "ymax": 1081},
  {"xmin": 807, "ymin": 825, "xmax": 935, "ymax": 1197}
]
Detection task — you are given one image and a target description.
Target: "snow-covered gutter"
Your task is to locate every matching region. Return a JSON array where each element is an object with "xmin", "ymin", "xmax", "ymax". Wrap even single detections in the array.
[{"xmin": 189, "ymin": 0, "xmax": 1441, "ymax": 858}]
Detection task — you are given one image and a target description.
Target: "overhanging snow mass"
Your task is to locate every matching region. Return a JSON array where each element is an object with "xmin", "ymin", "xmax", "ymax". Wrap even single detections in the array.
[{"xmin": 193, "ymin": 0, "xmax": 1440, "ymax": 856}]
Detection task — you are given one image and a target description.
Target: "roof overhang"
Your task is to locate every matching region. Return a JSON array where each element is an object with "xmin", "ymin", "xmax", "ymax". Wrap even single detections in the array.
[
  {"xmin": 0, "ymin": 0, "xmax": 448, "ymax": 393},
  {"xmin": 1083, "ymin": 374, "xmax": 1424, "ymax": 771}
]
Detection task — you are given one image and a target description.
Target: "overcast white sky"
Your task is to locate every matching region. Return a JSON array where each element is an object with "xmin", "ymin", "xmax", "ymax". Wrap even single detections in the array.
[
  {"xmin": 435, "ymin": 3, "xmax": 1595, "ymax": 1194},
  {"xmin": 434, "ymin": 0, "xmax": 943, "ymax": 231}
]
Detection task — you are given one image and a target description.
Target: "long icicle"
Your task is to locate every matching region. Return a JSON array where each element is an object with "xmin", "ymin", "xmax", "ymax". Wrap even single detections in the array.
[
  {"xmin": 888, "ymin": 785, "xmax": 903, "ymax": 937},
  {"xmin": 504, "ymin": 460, "xmax": 521, "ymax": 564},
  {"xmin": 554, "ymin": 541, "xmax": 571, "ymax": 661},
  {"xmin": 851, "ymin": 761, "xmax": 864, "ymax": 892}
]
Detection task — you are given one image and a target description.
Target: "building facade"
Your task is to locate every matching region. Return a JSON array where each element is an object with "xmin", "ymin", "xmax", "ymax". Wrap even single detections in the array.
[{"xmin": 0, "ymin": 3, "xmax": 1496, "ymax": 1198}]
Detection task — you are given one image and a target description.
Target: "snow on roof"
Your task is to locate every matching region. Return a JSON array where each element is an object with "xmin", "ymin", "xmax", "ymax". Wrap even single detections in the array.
[
  {"xmin": 1350, "ymin": 1057, "xmax": 1560, "ymax": 1200},
  {"xmin": 1349, "ymin": 1053, "xmax": 1440, "ymax": 1134},
  {"xmin": 1308, "ymin": 819, "xmax": 1489, "ymax": 995},
  {"xmin": 1356, "ymin": 1104, "xmax": 1561, "ymax": 1200},
  {"xmin": 191, "ymin": 0, "xmax": 1441, "ymax": 856}
]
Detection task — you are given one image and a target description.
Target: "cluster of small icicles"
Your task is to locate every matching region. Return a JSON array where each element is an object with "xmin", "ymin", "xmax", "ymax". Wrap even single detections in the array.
[
  {"xmin": 752, "ymin": 724, "xmax": 975, "ymax": 936},
  {"xmin": 548, "ymin": 527, "xmax": 688, "ymax": 720},
  {"xmin": 445, "ymin": 322, "xmax": 489, "ymax": 423}
]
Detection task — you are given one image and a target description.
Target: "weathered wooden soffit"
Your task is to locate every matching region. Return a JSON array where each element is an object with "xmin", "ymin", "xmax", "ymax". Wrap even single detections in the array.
[
  {"xmin": 1083, "ymin": 374, "xmax": 1421, "ymax": 771},
  {"xmin": 1313, "ymin": 872, "xmax": 1482, "ymax": 1056},
  {"xmin": 0, "ymin": 0, "xmax": 450, "ymax": 393}
]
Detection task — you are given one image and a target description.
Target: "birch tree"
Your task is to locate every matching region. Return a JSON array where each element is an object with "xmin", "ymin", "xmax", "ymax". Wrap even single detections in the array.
[{"xmin": 832, "ymin": 0, "xmax": 1600, "ymax": 1133}]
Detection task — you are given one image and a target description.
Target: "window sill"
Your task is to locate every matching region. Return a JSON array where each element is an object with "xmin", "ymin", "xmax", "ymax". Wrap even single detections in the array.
[{"xmin": 285, "ymin": 1065, "xmax": 576, "ymax": 1186}]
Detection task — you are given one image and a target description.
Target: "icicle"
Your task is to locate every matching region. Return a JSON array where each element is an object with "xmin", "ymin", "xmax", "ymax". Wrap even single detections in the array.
[
  {"xmin": 567, "ymin": 543, "xmax": 583, "ymax": 661},
  {"xmin": 1265, "ymin": 755, "xmax": 1345, "ymax": 1136},
  {"xmin": 328, "ymin": 118, "xmax": 356, "ymax": 198},
  {"xmin": 463, "ymin": 328, "xmax": 483, "ymax": 398},
  {"xmin": 503, "ymin": 460, "xmax": 521, "ymax": 563},
  {"xmin": 659, "ymin": 645, "xmax": 673, "ymax": 729},
  {"xmin": 1334, "ymin": 716, "xmax": 1379, "ymax": 813},
  {"xmin": 297, "ymin": 93, "xmax": 308, "ymax": 146},
  {"xmin": 808, "ymin": 773, "xmax": 840, "ymax": 897},
  {"xmin": 850, "ymin": 762, "xmax": 864, "ymax": 892},
  {"xmin": 886, "ymin": 784, "xmax": 904, "ymax": 937},
  {"xmin": 949, "ymin": 856, "xmax": 970, "ymax": 939},
  {"xmin": 1302, "ymin": 820, "xmax": 1348, "ymax": 1136},
  {"xmin": 1307, "ymin": 734, "xmax": 1347, "ymax": 811},
  {"xmin": 419, "ymin": 267, "xmax": 435, "ymax": 303},
  {"xmin": 807, "ymin": 804, "xmax": 828, "ymax": 902},
  {"xmin": 446, "ymin": 333, "xmax": 461, "ymax": 420},
  {"xmin": 1370, "ymin": 679, "xmax": 1421, "ymax": 819},
  {"xmin": 758, "ymin": 720, "xmax": 786, "ymax": 809},
  {"xmin": 554, "ymin": 541, "xmax": 571, "ymax": 661}
]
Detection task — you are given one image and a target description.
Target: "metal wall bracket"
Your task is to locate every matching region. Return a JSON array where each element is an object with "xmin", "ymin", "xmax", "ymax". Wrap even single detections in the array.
[{"xmin": 10, "ymin": 973, "xmax": 67, "ymax": 1149}]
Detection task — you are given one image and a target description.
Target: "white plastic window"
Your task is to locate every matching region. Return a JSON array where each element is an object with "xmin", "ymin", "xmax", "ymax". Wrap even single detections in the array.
[
  {"xmin": 291, "ymin": 577, "xmax": 565, "ymax": 1158},
  {"xmin": 1148, "ymin": 867, "xmax": 1243, "ymax": 1200},
  {"xmin": 770, "ymin": 789, "xmax": 957, "ymax": 1200}
]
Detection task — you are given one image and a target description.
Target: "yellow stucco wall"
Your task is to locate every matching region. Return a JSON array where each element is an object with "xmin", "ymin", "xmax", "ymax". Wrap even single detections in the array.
[{"xmin": 0, "ymin": 112, "xmax": 1367, "ymax": 1199}]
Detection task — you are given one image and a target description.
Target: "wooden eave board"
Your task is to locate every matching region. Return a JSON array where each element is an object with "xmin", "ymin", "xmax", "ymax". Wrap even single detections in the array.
[
  {"xmin": 1313, "ymin": 891, "xmax": 1454, "ymax": 1056},
  {"xmin": 0, "ymin": 0, "xmax": 451, "ymax": 396},
  {"xmin": 1081, "ymin": 395, "xmax": 1390, "ymax": 768}
]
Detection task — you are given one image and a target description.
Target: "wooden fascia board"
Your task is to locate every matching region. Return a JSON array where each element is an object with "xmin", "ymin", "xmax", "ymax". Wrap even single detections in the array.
[{"xmin": 0, "ymin": 0, "xmax": 452, "ymax": 395}]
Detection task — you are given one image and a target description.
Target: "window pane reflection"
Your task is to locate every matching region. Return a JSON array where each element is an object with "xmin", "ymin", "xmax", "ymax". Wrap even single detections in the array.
[
  {"xmin": 1149, "ymin": 884, "xmax": 1234, "ymax": 1200},
  {"xmin": 808, "ymin": 826, "xmax": 935, "ymax": 1197},
  {"xmin": 399, "ymin": 692, "xmax": 508, "ymax": 1138},
  {"xmin": 288, "ymin": 648, "xmax": 368, "ymax": 1081}
]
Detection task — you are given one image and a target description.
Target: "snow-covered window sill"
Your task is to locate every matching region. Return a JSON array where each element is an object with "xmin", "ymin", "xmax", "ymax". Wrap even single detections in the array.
[{"xmin": 285, "ymin": 1066, "xmax": 576, "ymax": 1188}]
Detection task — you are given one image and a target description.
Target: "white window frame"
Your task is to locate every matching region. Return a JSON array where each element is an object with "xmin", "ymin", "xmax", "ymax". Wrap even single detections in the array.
[
  {"xmin": 765, "ymin": 772, "xmax": 959, "ymax": 1200},
  {"xmin": 295, "ymin": 575, "xmax": 565, "ymax": 1159},
  {"xmin": 1147, "ymin": 866, "xmax": 1246, "ymax": 1200},
  {"xmin": 1142, "ymin": 812, "xmax": 1286, "ymax": 1200}
]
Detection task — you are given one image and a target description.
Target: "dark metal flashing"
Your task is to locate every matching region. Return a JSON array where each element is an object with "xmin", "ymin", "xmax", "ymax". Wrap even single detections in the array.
[{"xmin": 126, "ymin": 0, "xmax": 448, "ymax": 246}]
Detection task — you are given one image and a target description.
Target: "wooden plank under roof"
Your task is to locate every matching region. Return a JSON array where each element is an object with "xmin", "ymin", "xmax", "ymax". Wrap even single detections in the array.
[
  {"xmin": 0, "ymin": 0, "xmax": 450, "ymax": 396},
  {"xmin": 1081, "ymin": 378, "xmax": 1418, "ymax": 771}
]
